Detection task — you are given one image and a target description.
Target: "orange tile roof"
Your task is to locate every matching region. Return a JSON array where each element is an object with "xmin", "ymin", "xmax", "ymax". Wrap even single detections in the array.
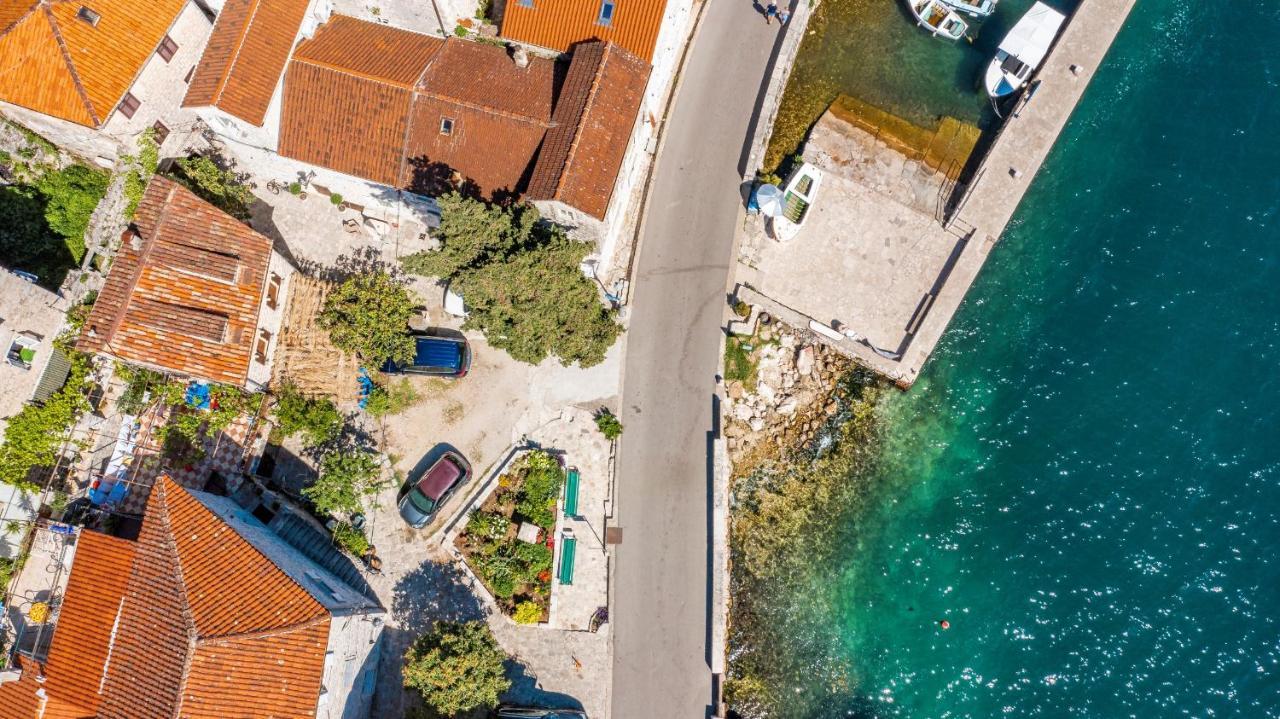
[
  {"xmin": 527, "ymin": 40, "xmax": 649, "ymax": 218},
  {"xmin": 182, "ymin": 0, "xmax": 312, "ymax": 126},
  {"xmin": 0, "ymin": 0, "xmax": 186, "ymax": 126},
  {"xmin": 500, "ymin": 0, "xmax": 668, "ymax": 62},
  {"xmin": 77, "ymin": 176, "xmax": 274, "ymax": 386},
  {"xmin": 280, "ymin": 16, "xmax": 647, "ymax": 218}
]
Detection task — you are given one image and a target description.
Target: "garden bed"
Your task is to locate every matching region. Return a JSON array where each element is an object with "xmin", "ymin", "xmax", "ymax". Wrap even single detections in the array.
[{"xmin": 454, "ymin": 449, "xmax": 565, "ymax": 623}]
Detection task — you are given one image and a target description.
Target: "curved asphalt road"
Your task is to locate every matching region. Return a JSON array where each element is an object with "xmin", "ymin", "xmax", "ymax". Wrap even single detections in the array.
[{"xmin": 611, "ymin": 0, "xmax": 789, "ymax": 716}]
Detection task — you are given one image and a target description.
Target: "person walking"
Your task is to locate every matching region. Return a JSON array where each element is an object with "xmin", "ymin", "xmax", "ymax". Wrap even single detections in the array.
[
  {"xmin": 765, "ymin": 1, "xmax": 778, "ymax": 24},
  {"xmin": 779, "ymin": 6, "xmax": 791, "ymax": 24}
]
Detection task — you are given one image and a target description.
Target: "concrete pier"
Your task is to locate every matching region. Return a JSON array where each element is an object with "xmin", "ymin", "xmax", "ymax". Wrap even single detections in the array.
[{"xmin": 738, "ymin": 0, "xmax": 1138, "ymax": 387}]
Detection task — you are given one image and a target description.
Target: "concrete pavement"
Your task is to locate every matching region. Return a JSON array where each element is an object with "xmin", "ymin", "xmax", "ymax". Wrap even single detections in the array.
[{"xmin": 610, "ymin": 0, "xmax": 792, "ymax": 715}]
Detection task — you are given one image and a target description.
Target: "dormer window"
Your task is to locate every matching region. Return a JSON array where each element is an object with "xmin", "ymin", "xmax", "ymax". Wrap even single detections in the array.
[
  {"xmin": 77, "ymin": 6, "xmax": 100, "ymax": 26},
  {"xmin": 439, "ymin": 117, "xmax": 454, "ymax": 136}
]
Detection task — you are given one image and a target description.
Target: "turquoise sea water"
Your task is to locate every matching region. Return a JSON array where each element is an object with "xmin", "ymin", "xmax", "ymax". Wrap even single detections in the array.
[{"xmin": 751, "ymin": 1, "xmax": 1280, "ymax": 716}]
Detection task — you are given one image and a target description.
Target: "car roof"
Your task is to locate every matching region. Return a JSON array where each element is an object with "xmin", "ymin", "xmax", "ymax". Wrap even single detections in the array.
[
  {"xmin": 413, "ymin": 335, "xmax": 464, "ymax": 369},
  {"xmin": 416, "ymin": 455, "xmax": 463, "ymax": 499}
]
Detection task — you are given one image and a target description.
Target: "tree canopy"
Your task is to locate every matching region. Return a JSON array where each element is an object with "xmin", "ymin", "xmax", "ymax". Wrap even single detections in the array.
[
  {"xmin": 402, "ymin": 193, "xmax": 619, "ymax": 368},
  {"xmin": 402, "ymin": 620, "xmax": 510, "ymax": 716},
  {"xmin": 318, "ymin": 271, "xmax": 416, "ymax": 368}
]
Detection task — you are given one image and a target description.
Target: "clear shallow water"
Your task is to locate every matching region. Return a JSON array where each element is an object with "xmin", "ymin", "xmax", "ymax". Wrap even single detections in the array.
[{"xmin": 747, "ymin": 1, "xmax": 1280, "ymax": 716}]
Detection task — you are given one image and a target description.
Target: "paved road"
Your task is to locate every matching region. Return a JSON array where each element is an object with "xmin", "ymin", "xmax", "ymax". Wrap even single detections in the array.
[{"xmin": 611, "ymin": 0, "xmax": 788, "ymax": 716}]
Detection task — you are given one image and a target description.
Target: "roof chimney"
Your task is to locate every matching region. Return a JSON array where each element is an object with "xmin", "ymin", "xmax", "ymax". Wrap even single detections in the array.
[{"xmin": 510, "ymin": 43, "xmax": 529, "ymax": 69}]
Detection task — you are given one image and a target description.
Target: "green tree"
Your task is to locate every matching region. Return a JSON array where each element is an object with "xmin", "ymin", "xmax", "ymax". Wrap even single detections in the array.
[
  {"xmin": 272, "ymin": 384, "xmax": 342, "ymax": 446},
  {"xmin": 168, "ymin": 155, "xmax": 256, "ymax": 220},
  {"xmin": 318, "ymin": 272, "xmax": 416, "ymax": 367},
  {"xmin": 0, "ymin": 353, "xmax": 92, "ymax": 489},
  {"xmin": 403, "ymin": 621, "xmax": 510, "ymax": 715},
  {"xmin": 303, "ymin": 450, "xmax": 382, "ymax": 516},
  {"xmin": 401, "ymin": 193, "xmax": 619, "ymax": 368},
  {"xmin": 594, "ymin": 409, "xmax": 623, "ymax": 440},
  {"xmin": 35, "ymin": 164, "xmax": 109, "ymax": 262}
]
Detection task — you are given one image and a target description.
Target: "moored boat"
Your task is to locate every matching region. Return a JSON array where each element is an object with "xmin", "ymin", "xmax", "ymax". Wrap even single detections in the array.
[
  {"xmin": 984, "ymin": 1, "xmax": 1066, "ymax": 97},
  {"xmin": 907, "ymin": 0, "xmax": 968, "ymax": 40},
  {"xmin": 770, "ymin": 163, "xmax": 824, "ymax": 242},
  {"xmin": 940, "ymin": 0, "xmax": 996, "ymax": 18}
]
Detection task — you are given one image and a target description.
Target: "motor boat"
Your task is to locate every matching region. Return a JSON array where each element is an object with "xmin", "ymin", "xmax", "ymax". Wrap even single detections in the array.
[
  {"xmin": 984, "ymin": 1, "xmax": 1066, "ymax": 97},
  {"xmin": 770, "ymin": 163, "xmax": 823, "ymax": 242},
  {"xmin": 907, "ymin": 0, "xmax": 968, "ymax": 40},
  {"xmin": 940, "ymin": 0, "xmax": 996, "ymax": 18}
]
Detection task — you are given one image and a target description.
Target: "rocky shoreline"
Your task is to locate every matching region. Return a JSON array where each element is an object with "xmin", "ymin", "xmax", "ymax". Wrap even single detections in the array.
[{"xmin": 723, "ymin": 322, "xmax": 854, "ymax": 473}]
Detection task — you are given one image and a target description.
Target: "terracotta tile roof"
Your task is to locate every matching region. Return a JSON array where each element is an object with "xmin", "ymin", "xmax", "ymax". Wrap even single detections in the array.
[
  {"xmin": 279, "ymin": 16, "xmax": 647, "ymax": 218},
  {"xmin": 96, "ymin": 476, "xmax": 330, "ymax": 719},
  {"xmin": 527, "ymin": 40, "xmax": 648, "ymax": 218},
  {"xmin": 500, "ymin": 0, "xmax": 668, "ymax": 62},
  {"xmin": 0, "ymin": 0, "xmax": 186, "ymax": 126},
  {"xmin": 182, "ymin": 0, "xmax": 312, "ymax": 126},
  {"xmin": 0, "ymin": 645, "xmax": 97, "ymax": 717},
  {"xmin": 77, "ymin": 176, "xmax": 274, "ymax": 386}
]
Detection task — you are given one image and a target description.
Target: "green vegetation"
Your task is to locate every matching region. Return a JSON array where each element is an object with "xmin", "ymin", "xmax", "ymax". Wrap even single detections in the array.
[
  {"xmin": 331, "ymin": 521, "xmax": 370, "ymax": 556},
  {"xmin": 725, "ymin": 370, "xmax": 885, "ymax": 716},
  {"xmin": 401, "ymin": 193, "xmax": 620, "ymax": 368},
  {"xmin": 733, "ymin": 299, "xmax": 751, "ymax": 318},
  {"xmin": 364, "ymin": 378, "xmax": 421, "ymax": 419},
  {"xmin": 329, "ymin": 193, "xmax": 344, "ymax": 206},
  {"xmin": 0, "ymin": 153, "xmax": 109, "ymax": 286},
  {"xmin": 318, "ymin": 271, "xmax": 416, "ymax": 368},
  {"xmin": 455, "ymin": 450, "xmax": 562, "ymax": 614},
  {"xmin": 513, "ymin": 600, "xmax": 542, "ymax": 624},
  {"xmin": 724, "ymin": 335, "xmax": 759, "ymax": 384},
  {"xmin": 0, "ymin": 352, "xmax": 92, "ymax": 489},
  {"xmin": 115, "ymin": 364, "xmax": 168, "ymax": 415},
  {"xmin": 272, "ymin": 384, "xmax": 343, "ymax": 446},
  {"xmin": 157, "ymin": 383, "xmax": 262, "ymax": 466},
  {"xmin": 594, "ymin": 409, "xmax": 623, "ymax": 441},
  {"xmin": 303, "ymin": 449, "xmax": 382, "ymax": 516},
  {"xmin": 403, "ymin": 620, "xmax": 510, "ymax": 716},
  {"xmin": 121, "ymin": 130, "xmax": 159, "ymax": 218},
  {"xmin": 167, "ymin": 155, "xmax": 256, "ymax": 220}
]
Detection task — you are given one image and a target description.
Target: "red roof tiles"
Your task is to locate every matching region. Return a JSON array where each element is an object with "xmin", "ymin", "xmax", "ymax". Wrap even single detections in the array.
[
  {"xmin": 500, "ymin": 0, "xmax": 669, "ymax": 62},
  {"xmin": 77, "ymin": 176, "xmax": 274, "ymax": 386},
  {"xmin": 0, "ymin": 0, "xmax": 187, "ymax": 126},
  {"xmin": 279, "ymin": 15, "xmax": 648, "ymax": 218},
  {"xmin": 183, "ymin": 0, "xmax": 313, "ymax": 125}
]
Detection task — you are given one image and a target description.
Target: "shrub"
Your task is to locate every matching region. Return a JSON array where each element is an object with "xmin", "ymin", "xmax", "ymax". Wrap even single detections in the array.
[
  {"xmin": 121, "ymin": 129, "xmax": 159, "ymax": 218},
  {"xmin": 115, "ymin": 365, "xmax": 168, "ymax": 415},
  {"xmin": 594, "ymin": 409, "xmax": 623, "ymax": 440},
  {"xmin": 318, "ymin": 272, "xmax": 416, "ymax": 367},
  {"xmin": 403, "ymin": 621, "xmax": 510, "ymax": 716},
  {"xmin": 332, "ymin": 522, "xmax": 370, "ymax": 556},
  {"xmin": 513, "ymin": 601, "xmax": 542, "ymax": 624},
  {"xmin": 34, "ymin": 163, "xmax": 110, "ymax": 264},
  {"xmin": 168, "ymin": 155, "xmax": 255, "ymax": 220},
  {"xmin": 514, "ymin": 452, "xmax": 563, "ymax": 529},
  {"xmin": 0, "ymin": 352, "xmax": 92, "ymax": 489},
  {"xmin": 304, "ymin": 450, "xmax": 381, "ymax": 516},
  {"xmin": 288, "ymin": 182, "xmax": 302, "ymax": 195},
  {"xmin": 733, "ymin": 299, "xmax": 751, "ymax": 318},
  {"xmin": 467, "ymin": 510, "xmax": 511, "ymax": 541},
  {"xmin": 513, "ymin": 542, "xmax": 552, "ymax": 581},
  {"xmin": 272, "ymin": 384, "xmax": 342, "ymax": 446},
  {"xmin": 330, "ymin": 193, "xmax": 344, "ymax": 205}
]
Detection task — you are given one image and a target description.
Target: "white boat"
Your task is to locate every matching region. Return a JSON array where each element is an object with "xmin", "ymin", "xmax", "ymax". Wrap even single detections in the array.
[
  {"xmin": 907, "ymin": 0, "xmax": 968, "ymax": 41},
  {"xmin": 770, "ymin": 163, "xmax": 824, "ymax": 242},
  {"xmin": 984, "ymin": 1, "xmax": 1066, "ymax": 98},
  {"xmin": 940, "ymin": 0, "xmax": 996, "ymax": 18}
]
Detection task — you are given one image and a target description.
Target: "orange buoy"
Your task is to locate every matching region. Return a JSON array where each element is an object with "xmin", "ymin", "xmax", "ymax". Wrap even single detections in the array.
[{"xmin": 939, "ymin": 619, "xmax": 951, "ymax": 630}]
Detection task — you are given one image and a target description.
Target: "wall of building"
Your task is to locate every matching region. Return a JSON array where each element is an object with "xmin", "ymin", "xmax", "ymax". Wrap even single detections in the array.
[
  {"xmin": 317, "ymin": 612, "xmax": 384, "ymax": 719},
  {"xmin": 246, "ymin": 249, "xmax": 296, "ymax": 390},
  {"xmin": 98, "ymin": 1, "xmax": 215, "ymax": 158}
]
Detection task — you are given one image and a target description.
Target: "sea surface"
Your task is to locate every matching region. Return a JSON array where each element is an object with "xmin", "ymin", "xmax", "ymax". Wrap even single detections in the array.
[{"xmin": 737, "ymin": 0, "xmax": 1280, "ymax": 717}]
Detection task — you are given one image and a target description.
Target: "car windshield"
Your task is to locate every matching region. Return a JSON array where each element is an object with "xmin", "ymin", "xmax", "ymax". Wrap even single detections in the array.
[{"xmin": 408, "ymin": 491, "xmax": 437, "ymax": 514}]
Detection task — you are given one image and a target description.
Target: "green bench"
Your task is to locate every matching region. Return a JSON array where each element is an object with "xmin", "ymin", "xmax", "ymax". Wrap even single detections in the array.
[
  {"xmin": 557, "ymin": 532, "xmax": 577, "ymax": 585},
  {"xmin": 563, "ymin": 467, "xmax": 581, "ymax": 518}
]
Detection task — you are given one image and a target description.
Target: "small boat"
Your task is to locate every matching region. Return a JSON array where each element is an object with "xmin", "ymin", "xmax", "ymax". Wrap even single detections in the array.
[
  {"xmin": 984, "ymin": 1, "xmax": 1066, "ymax": 98},
  {"xmin": 940, "ymin": 0, "xmax": 996, "ymax": 18},
  {"xmin": 907, "ymin": 0, "xmax": 968, "ymax": 41},
  {"xmin": 770, "ymin": 163, "xmax": 823, "ymax": 242}
]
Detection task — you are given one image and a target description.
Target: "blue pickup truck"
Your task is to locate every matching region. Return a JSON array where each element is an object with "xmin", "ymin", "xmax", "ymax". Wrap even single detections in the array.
[{"xmin": 382, "ymin": 332, "xmax": 471, "ymax": 378}]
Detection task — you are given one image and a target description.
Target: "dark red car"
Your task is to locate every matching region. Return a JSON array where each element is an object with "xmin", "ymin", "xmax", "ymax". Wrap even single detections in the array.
[{"xmin": 398, "ymin": 451, "xmax": 470, "ymax": 528}]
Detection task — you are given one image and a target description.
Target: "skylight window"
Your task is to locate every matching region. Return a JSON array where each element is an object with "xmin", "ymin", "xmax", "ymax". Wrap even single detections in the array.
[
  {"xmin": 597, "ymin": 0, "xmax": 615, "ymax": 26},
  {"xmin": 77, "ymin": 6, "xmax": 100, "ymax": 26},
  {"xmin": 440, "ymin": 117, "xmax": 455, "ymax": 136}
]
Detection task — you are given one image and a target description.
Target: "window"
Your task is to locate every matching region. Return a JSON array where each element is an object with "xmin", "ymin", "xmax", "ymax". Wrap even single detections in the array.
[
  {"xmin": 184, "ymin": 65, "xmax": 195, "ymax": 84},
  {"xmin": 117, "ymin": 92, "xmax": 140, "ymax": 119},
  {"xmin": 597, "ymin": 0, "xmax": 614, "ymax": 26},
  {"xmin": 255, "ymin": 329, "xmax": 271, "ymax": 363},
  {"xmin": 157, "ymin": 35, "xmax": 178, "ymax": 63},
  {"xmin": 151, "ymin": 120, "xmax": 169, "ymax": 146},
  {"xmin": 517, "ymin": 0, "xmax": 533, "ymax": 6},
  {"xmin": 265, "ymin": 273, "xmax": 282, "ymax": 309},
  {"xmin": 76, "ymin": 6, "xmax": 100, "ymax": 26},
  {"xmin": 439, "ymin": 117, "xmax": 454, "ymax": 136}
]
